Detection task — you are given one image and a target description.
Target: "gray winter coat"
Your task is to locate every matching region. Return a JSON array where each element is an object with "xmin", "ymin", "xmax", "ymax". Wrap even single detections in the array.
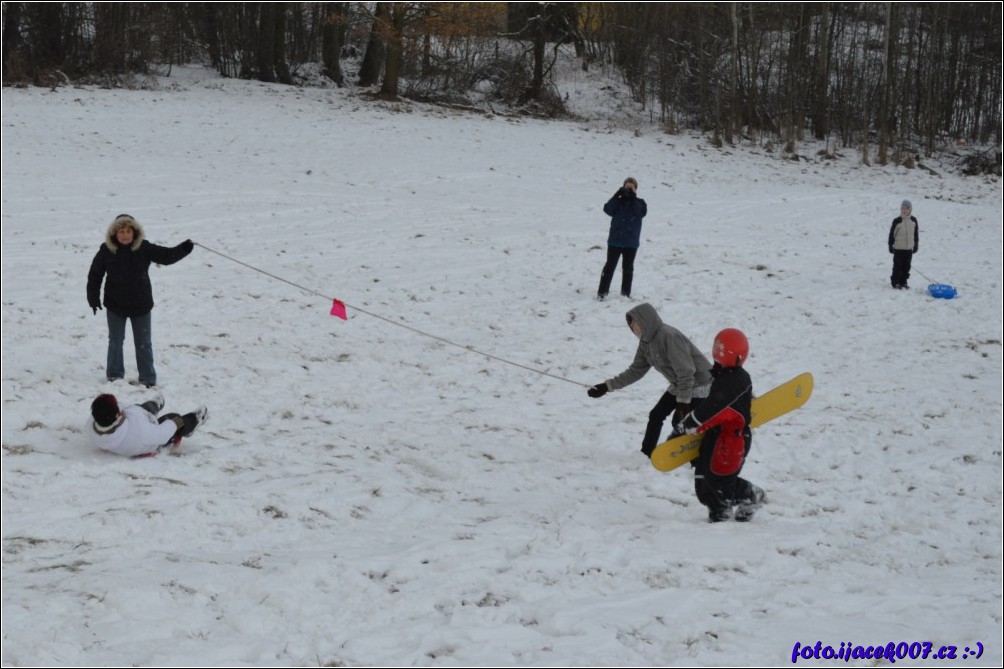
[{"xmin": 605, "ymin": 303, "xmax": 713, "ymax": 403}]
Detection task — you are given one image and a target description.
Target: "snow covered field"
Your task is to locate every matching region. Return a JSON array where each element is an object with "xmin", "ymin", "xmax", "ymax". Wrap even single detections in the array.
[{"xmin": 2, "ymin": 63, "xmax": 1001, "ymax": 666}]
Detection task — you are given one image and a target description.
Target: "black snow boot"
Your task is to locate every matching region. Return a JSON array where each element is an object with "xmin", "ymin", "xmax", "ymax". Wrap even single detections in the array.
[{"xmin": 734, "ymin": 485, "xmax": 766, "ymax": 522}]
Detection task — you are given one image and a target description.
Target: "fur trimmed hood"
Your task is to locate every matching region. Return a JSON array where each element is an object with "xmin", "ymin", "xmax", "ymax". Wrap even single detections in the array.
[{"xmin": 104, "ymin": 214, "xmax": 146, "ymax": 252}]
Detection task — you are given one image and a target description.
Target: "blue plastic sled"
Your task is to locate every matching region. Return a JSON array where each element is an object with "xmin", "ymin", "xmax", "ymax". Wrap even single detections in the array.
[{"xmin": 928, "ymin": 283, "xmax": 957, "ymax": 299}]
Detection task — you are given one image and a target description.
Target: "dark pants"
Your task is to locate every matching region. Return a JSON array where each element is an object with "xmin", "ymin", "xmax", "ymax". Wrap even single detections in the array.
[
  {"xmin": 641, "ymin": 392, "xmax": 702, "ymax": 456},
  {"xmin": 598, "ymin": 246, "xmax": 637, "ymax": 297},
  {"xmin": 891, "ymin": 250, "xmax": 914, "ymax": 288},
  {"xmin": 693, "ymin": 428, "xmax": 758, "ymax": 519},
  {"xmin": 158, "ymin": 412, "xmax": 199, "ymax": 446}
]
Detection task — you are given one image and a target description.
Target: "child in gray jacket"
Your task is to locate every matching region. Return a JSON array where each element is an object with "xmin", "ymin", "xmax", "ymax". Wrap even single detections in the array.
[{"xmin": 889, "ymin": 200, "xmax": 919, "ymax": 289}]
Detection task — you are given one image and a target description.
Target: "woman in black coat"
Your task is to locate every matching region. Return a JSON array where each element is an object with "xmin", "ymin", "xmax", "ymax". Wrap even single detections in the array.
[{"xmin": 87, "ymin": 214, "xmax": 193, "ymax": 387}]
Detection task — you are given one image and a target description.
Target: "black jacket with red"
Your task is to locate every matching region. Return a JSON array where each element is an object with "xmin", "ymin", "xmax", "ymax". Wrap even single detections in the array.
[
  {"xmin": 87, "ymin": 223, "xmax": 192, "ymax": 317},
  {"xmin": 678, "ymin": 364, "xmax": 753, "ymax": 476}
]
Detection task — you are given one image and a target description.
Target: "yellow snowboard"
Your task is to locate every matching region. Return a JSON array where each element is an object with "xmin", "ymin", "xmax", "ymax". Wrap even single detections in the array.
[{"xmin": 649, "ymin": 372, "xmax": 814, "ymax": 472}]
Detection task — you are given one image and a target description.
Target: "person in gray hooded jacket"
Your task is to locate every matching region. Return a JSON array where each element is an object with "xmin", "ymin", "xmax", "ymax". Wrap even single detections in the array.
[{"xmin": 587, "ymin": 302, "xmax": 713, "ymax": 457}]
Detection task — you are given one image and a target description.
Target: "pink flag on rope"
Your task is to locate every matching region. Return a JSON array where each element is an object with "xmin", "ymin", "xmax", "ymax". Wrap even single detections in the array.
[{"xmin": 330, "ymin": 299, "xmax": 347, "ymax": 320}]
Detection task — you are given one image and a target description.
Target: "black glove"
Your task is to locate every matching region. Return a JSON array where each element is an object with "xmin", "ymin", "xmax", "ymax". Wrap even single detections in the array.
[
  {"xmin": 90, "ymin": 301, "xmax": 102, "ymax": 315},
  {"xmin": 587, "ymin": 383, "xmax": 608, "ymax": 399},
  {"xmin": 670, "ymin": 415, "xmax": 699, "ymax": 439},
  {"xmin": 615, "ymin": 188, "xmax": 628, "ymax": 200},
  {"xmin": 181, "ymin": 239, "xmax": 195, "ymax": 254},
  {"xmin": 888, "ymin": 245, "xmax": 894, "ymax": 254},
  {"xmin": 673, "ymin": 402, "xmax": 690, "ymax": 427},
  {"xmin": 641, "ymin": 442, "xmax": 655, "ymax": 458}
]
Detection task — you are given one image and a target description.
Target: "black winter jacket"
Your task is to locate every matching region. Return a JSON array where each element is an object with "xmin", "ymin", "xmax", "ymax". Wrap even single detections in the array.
[
  {"xmin": 87, "ymin": 226, "xmax": 192, "ymax": 317},
  {"xmin": 679, "ymin": 364, "xmax": 753, "ymax": 476}
]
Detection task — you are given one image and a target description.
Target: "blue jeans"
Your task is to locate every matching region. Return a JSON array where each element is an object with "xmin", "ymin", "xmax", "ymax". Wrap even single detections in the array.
[{"xmin": 106, "ymin": 310, "xmax": 156, "ymax": 385}]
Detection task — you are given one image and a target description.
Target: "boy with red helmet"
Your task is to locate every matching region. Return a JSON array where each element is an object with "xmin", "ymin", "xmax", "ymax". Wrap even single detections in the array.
[{"xmin": 673, "ymin": 328, "xmax": 765, "ymax": 522}]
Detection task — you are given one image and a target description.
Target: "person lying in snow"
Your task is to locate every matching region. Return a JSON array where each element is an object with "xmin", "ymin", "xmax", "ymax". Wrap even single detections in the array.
[
  {"xmin": 671, "ymin": 328, "xmax": 766, "ymax": 523},
  {"xmin": 85, "ymin": 393, "xmax": 208, "ymax": 458}
]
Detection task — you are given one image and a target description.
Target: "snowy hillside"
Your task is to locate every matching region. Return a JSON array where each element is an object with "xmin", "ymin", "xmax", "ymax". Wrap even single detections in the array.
[{"xmin": 2, "ymin": 65, "xmax": 1002, "ymax": 666}]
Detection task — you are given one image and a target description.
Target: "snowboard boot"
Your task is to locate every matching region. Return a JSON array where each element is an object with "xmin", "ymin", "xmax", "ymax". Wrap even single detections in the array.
[
  {"xmin": 183, "ymin": 405, "xmax": 209, "ymax": 437},
  {"xmin": 139, "ymin": 391, "xmax": 165, "ymax": 416},
  {"xmin": 708, "ymin": 507, "xmax": 732, "ymax": 523},
  {"xmin": 168, "ymin": 406, "xmax": 208, "ymax": 454},
  {"xmin": 734, "ymin": 486, "xmax": 766, "ymax": 522}
]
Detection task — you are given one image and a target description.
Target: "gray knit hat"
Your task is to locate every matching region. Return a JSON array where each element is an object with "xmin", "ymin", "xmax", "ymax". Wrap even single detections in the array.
[{"xmin": 901, "ymin": 200, "xmax": 912, "ymax": 210}]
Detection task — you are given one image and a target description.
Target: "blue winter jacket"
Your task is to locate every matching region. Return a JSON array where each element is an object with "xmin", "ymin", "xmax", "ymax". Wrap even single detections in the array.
[{"xmin": 603, "ymin": 191, "xmax": 647, "ymax": 249}]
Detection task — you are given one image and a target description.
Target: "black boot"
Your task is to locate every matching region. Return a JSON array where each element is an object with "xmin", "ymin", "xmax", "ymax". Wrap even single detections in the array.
[
  {"xmin": 708, "ymin": 507, "xmax": 732, "ymax": 523},
  {"xmin": 734, "ymin": 485, "xmax": 765, "ymax": 522}
]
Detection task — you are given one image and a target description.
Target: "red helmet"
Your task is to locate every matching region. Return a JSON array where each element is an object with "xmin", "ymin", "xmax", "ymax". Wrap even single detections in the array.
[{"xmin": 713, "ymin": 328, "xmax": 749, "ymax": 367}]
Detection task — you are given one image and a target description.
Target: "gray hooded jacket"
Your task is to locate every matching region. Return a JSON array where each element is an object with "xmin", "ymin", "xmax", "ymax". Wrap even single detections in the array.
[{"xmin": 605, "ymin": 303, "xmax": 712, "ymax": 403}]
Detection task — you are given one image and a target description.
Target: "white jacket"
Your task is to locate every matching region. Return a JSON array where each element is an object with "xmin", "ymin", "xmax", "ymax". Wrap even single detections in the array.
[
  {"xmin": 889, "ymin": 215, "xmax": 919, "ymax": 252},
  {"xmin": 85, "ymin": 404, "xmax": 177, "ymax": 457}
]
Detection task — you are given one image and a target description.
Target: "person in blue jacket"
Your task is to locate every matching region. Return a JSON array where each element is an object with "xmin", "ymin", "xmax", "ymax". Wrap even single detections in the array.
[{"xmin": 597, "ymin": 177, "xmax": 647, "ymax": 300}]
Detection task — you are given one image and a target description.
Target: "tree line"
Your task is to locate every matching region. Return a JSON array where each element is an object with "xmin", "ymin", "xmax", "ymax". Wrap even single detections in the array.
[
  {"xmin": 3, "ymin": 2, "xmax": 1001, "ymax": 161},
  {"xmin": 594, "ymin": 3, "xmax": 1002, "ymax": 161}
]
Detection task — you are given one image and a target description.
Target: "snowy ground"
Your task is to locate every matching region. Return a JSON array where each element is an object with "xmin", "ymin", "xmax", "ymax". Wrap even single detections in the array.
[{"xmin": 2, "ymin": 64, "xmax": 1002, "ymax": 667}]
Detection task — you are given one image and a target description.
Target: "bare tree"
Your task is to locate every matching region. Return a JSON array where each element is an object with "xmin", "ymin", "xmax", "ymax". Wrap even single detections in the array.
[
  {"xmin": 273, "ymin": 2, "xmax": 290, "ymax": 84},
  {"xmin": 812, "ymin": 3, "xmax": 831, "ymax": 140},
  {"xmin": 379, "ymin": 2, "xmax": 407, "ymax": 98},
  {"xmin": 728, "ymin": 2, "xmax": 739, "ymax": 143},
  {"xmin": 507, "ymin": 2, "xmax": 579, "ymax": 104},
  {"xmin": 93, "ymin": 3, "xmax": 128, "ymax": 73},
  {"xmin": 321, "ymin": 2, "xmax": 346, "ymax": 86},
  {"xmin": 256, "ymin": 2, "xmax": 276, "ymax": 82},
  {"xmin": 358, "ymin": 2, "xmax": 386, "ymax": 86},
  {"xmin": 0, "ymin": 0, "xmax": 999, "ymax": 154},
  {"xmin": 878, "ymin": 2, "xmax": 896, "ymax": 164},
  {"xmin": 2, "ymin": 2, "xmax": 26, "ymax": 82},
  {"xmin": 29, "ymin": 3, "xmax": 66, "ymax": 75}
]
